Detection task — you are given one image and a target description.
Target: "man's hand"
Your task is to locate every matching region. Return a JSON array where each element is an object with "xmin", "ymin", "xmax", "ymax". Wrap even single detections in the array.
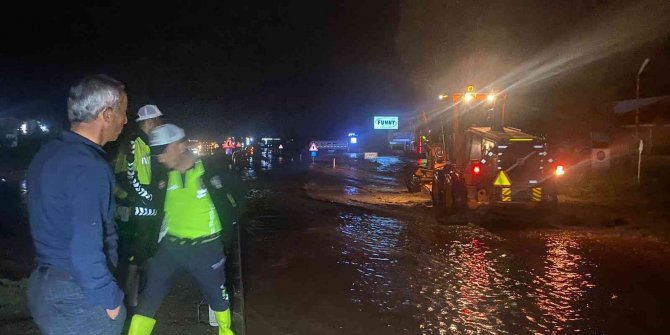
[{"xmin": 106, "ymin": 306, "xmax": 121, "ymax": 320}]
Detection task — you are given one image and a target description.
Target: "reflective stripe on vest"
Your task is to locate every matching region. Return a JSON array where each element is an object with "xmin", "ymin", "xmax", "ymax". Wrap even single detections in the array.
[
  {"xmin": 164, "ymin": 160, "xmax": 222, "ymax": 239},
  {"xmin": 133, "ymin": 137, "xmax": 152, "ymax": 185}
]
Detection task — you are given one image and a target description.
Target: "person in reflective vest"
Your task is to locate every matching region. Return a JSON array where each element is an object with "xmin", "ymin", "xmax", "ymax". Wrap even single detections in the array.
[
  {"xmin": 114, "ymin": 105, "xmax": 164, "ymax": 308},
  {"xmin": 128, "ymin": 124, "xmax": 237, "ymax": 335}
]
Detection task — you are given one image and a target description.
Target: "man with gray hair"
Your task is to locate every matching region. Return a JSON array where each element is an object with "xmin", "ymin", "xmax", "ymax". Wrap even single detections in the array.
[{"xmin": 27, "ymin": 74, "xmax": 128, "ymax": 335}]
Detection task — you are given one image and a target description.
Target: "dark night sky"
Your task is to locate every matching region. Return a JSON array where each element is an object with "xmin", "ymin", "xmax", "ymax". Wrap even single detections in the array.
[{"xmin": 1, "ymin": 0, "xmax": 669, "ymax": 141}]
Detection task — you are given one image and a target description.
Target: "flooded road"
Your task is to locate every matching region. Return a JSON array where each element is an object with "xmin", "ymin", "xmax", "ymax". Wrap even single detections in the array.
[
  {"xmin": 2, "ymin": 152, "xmax": 670, "ymax": 334},
  {"xmin": 243, "ymin": 153, "xmax": 670, "ymax": 335}
]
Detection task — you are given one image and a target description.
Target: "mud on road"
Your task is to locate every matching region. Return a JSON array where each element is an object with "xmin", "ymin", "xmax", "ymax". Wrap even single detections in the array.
[
  {"xmin": 3, "ymin": 154, "xmax": 670, "ymax": 334},
  {"xmin": 244, "ymin": 155, "xmax": 670, "ymax": 335}
]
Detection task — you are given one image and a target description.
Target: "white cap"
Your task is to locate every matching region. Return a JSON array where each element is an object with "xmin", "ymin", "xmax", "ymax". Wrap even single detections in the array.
[
  {"xmin": 150, "ymin": 124, "xmax": 185, "ymax": 147},
  {"xmin": 136, "ymin": 105, "xmax": 163, "ymax": 122}
]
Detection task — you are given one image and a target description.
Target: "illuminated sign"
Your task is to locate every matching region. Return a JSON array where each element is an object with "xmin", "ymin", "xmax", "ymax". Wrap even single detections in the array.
[
  {"xmin": 373, "ymin": 116, "xmax": 399, "ymax": 130},
  {"xmin": 348, "ymin": 132, "xmax": 358, "ymax": 144}
]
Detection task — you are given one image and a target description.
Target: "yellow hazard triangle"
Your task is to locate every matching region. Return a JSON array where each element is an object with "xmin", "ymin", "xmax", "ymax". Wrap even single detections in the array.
[{"xmin": 493, "ymin": 171, "xmax": 512, "ymax": 186}]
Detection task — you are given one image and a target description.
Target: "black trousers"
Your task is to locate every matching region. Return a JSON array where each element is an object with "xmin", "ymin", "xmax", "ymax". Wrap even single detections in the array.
[
  {"xmin": 135, "ymin": 236, "xmax": 229, "ymax": 317},
  {"xmin": 118, "ymin": 215, "xmax": 161, "ymax": 266}
]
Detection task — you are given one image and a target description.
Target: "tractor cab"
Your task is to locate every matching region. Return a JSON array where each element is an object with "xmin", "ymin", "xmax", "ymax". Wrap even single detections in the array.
[{"xmin": 464, "ymin": 126, "xmax": 559, "ymax": 206}]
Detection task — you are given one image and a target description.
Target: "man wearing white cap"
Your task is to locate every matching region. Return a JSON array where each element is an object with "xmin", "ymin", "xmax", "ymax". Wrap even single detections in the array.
[
  {"xmin": 113, "ymin": 104, "xmax": 163, "ymax": 308},
  {"xmin": 128, "ymin": 124, "xmax": 237, "ymax": 335}
]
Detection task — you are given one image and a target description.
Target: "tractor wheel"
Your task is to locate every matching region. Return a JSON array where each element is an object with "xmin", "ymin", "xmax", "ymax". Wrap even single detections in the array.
[
  {"xmin": 404, "ymin": 166, "xmax": 422, "ymax": 193},
  {"xmin": 432, "ymin": 173, "xmax": 456, "ymax": 219}
]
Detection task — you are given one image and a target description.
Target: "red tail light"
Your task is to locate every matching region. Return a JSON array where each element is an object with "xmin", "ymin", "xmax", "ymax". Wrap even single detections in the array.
[{"xmin": 472, "ymin": 163, "xmax": 481, "ymax": 175}]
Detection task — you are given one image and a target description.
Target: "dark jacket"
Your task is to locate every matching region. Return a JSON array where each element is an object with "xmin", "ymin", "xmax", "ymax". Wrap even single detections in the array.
[{"xmin": 27, "ymin": 131, "xmax": 123, "ymax": 309}]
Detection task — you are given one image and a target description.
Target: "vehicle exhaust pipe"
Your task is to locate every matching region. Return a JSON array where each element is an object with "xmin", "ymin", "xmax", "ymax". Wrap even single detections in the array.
[{"xmin": 490, "ymin": 103, "xmax": 504, "ymax": 132}]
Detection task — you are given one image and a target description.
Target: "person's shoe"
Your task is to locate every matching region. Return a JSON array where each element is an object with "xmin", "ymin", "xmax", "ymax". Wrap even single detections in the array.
[
  {"xmin": 214, "ymin": 309, "xmax": 234, "ymax": 335},
  {"xmin": 128, "ymin": 314, "xmax": 156, "ymax": 335}
]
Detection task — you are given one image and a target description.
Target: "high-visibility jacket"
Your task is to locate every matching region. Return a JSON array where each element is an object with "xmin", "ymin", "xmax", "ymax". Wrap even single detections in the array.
[
  {"xmin": 114, "ymin": 133, "xmax": 157, "ymax": 217},
  {"xmin": 130, "ymin": 136, "xmax": 152, "ymax": 185},
  {"xmin": 115, "ymin": 137, "xmax": 151, "ymax": 182},
  {"xmin": 163, "ymin": 160, "xmax": 222, "ymax": 239}
]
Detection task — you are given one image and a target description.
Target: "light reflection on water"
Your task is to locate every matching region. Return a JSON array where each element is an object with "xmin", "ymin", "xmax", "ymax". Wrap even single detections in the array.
[
  {"xmin": 260, "ymin": 151, "xmax": 273, "ymax": 170},
  {"xmin": 241, "ymin": 162, "xmax": 257, "ymax": 181},
  {"xmin": 374, "ymin": 156, "xmax": 404, "ymax": 173},
  {"xmin": 528, "ymin": 234, "xmax": 594, "ymax": 334},
  {"xmin": 343, "ymin": 185, "xmax": 359, "ymax": 196},
  {"xmin": 242, "ymin": 152, "xmax": 276, "ymax": 181},
  {"xmin": 337, "ymin": 213, "xmax": 407, "ymax": 311},
  {"xmin": 20, "ymin": 179, "xmax": 28, "ymax": 204},
  {"xmin": 335, "ymin": 212, "xmax": 598, "ymax": 334},
  {"xmin": 412, "ymin": 237, "xmax": 522, "ymax": 335}
]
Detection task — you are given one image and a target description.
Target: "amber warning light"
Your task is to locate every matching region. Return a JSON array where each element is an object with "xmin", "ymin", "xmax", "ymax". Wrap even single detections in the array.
[{"xmin": 555, "ymin": 164, "xmax": 565, "ymax": 176}]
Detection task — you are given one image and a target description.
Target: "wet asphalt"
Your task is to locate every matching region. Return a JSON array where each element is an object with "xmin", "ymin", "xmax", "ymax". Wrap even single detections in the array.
[
  {"xmin": 241, "ymin": 153, "xmax": 670, "ymax": 335},
  {"xmin": 2, "ymin": 152, "xmax": 670, "ymax": 334}
]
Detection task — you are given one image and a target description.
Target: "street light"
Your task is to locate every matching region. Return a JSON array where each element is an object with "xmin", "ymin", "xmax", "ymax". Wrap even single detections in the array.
[
  {"xmin": 487, "ymin": 93, "xmax": 495, "ymax": 103},
  {"xmin": 463, "ymin": 92, "xmax": 473, "ymax": 102},
  {"xmin": 636, "ymin": 58, "xmax": 650, "ymax": 138}
]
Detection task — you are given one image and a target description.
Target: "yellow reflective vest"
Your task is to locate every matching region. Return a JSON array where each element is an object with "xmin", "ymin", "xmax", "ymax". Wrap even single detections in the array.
[
  {"xmin": 131, "ymin": 137, "xmax": 152, "ymax": 185},
  {"xmin": 163, "ymin": 160, "xmax": 222, "ymax": 239}
]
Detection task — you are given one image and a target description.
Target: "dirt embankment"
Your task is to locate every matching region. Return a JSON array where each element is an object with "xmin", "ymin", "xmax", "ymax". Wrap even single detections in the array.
[{"xmin": 559, "ymin": 157, "xmax": 670, "ymax": 241}]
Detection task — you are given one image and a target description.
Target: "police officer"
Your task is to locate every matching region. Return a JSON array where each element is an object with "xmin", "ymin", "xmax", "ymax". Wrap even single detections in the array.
[
  {"xmin": 114, "ymin": 105, "xmax": 164, "ymax": 307},
  {"xmin": 128, "ymin": 124, "xmax": 237, "ymax": 335}
]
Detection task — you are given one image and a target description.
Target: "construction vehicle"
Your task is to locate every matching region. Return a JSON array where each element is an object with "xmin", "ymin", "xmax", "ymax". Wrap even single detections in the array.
[{"xmin": 404, "ymin": 87, "xmax": 563, "ymax": 219}]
